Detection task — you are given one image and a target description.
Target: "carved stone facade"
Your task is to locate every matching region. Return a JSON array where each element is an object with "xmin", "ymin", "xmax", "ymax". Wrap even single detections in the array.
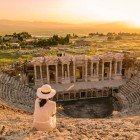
[{"xmin": 28, "ymin": 53, "xmax": 124, "ymax": 86}]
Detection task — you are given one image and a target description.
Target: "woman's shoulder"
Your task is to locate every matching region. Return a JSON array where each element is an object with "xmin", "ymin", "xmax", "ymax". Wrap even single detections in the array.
[
  {"xmin": 35, "ymin": 98, "xmax": 40, "ymax": 103},
  {"xmin": 48, "ymin": 100, "xmax": 56, "ymax": 105},
  {"xmin": 35, "ymin": 98, "xmax": 40, "ymax": 101}
]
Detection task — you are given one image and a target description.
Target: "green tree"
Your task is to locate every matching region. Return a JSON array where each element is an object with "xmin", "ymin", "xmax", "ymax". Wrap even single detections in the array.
[{"xmin": 12, "ymin": 32, "xmax": 31, "ymax": 41}]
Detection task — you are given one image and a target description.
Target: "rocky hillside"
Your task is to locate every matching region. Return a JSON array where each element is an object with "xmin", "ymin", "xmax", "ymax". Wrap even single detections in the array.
[{"xmin": 0, "ymin": 104, "xmax": 140, "ymax": 140}]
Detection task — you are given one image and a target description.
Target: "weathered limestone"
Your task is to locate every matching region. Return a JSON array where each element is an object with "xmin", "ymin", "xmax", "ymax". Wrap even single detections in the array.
[
  {"xmin": 89, "ymin": 56, "xmax": 100, "ymax": 82},
  {"xmin": 113, "ymin": 53, "xmax": 124, "ymax": 80},
  {"xmin": 55, "ymin": 64, "xmax": 58, "ymax": 83},
  {"xmin": 102, "ymin": 61, "xmax": 105, "ymax": 80},
  {"xmin": 73, "ymin": 60, "xmax": 76, "ymax": 83},
  {"xmin": 39, "ymin": 65, "xmax": 43, "ymax": 83},
  {"xmin": 54, "ymin": 88, "xmax": 111, "ymax": 101},
  {"xmin": 113, "ymin": 72, "xmax": 140, "ymax": 111},
  {"xmin": 109, "ymin": 61, "xmax": 112, "ymax": 80},
  {"xmin": 32, "ymin": 57, "xmax": 44, "ymax": 86},
  {"xmin": 46, "ymin": 65, "xmax": 50, "ymax": 84},
  {"xmin": 85, "ymin": 60, "xmax": 88, "ymax": 82},
  {"xmin": 60, "ymin": 56, "xmax": 71, "ymax": 84},
  {"xmin": 34, "ymin": 65, "xmax": 37, "ymax": 80},
  {"xmin": 100, "ymin": 53, "xmax": 114, "ymax": 81},
  {"xmin": 0, "ymin": 70, "xmax": 140, "ymax": 113},
  {"xmin": 0, "ymin": 72, "xmax": 36, "ymax": 112},
  {"xmin": 30, "ymin": 53, "xmax": 125, "ymax": 85}
]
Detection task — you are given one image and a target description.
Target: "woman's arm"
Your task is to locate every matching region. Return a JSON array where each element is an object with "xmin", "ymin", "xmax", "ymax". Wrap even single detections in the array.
[
  {"xmin": 35, "ymin": 98, "xmax": 40, "ymax": 108},
  {"xmin": 52, "ymin": 102, "xmax": 56, "ymax": 117}
]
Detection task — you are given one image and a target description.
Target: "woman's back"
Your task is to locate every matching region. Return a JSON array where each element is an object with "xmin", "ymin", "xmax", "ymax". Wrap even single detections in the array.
[
  {"xmin": 33, "ymin": 98, "xmax": 56, "ymax": 131},
  {"xmin": 33, "ymin": 84, "xmax": 56, "ymax": 131}
]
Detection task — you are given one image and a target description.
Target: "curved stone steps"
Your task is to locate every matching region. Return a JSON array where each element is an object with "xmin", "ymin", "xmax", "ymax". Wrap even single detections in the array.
[
  {"xmin": 114, "ymin": 72, "xmax": 140, "ymax": 111},
  {"xmin": 0, "ymin": 71, "xmax": 140, "ymax": 114},
  {"xmin": 0, "ymin": 72, "xmax": 36, "ymax": 112}
]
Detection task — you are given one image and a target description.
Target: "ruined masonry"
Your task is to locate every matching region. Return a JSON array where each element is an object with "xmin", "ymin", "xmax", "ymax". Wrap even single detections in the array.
[
  {"xmin": 0, "ymin": 52, "xmax": 139, "ymax": 114},
  {"xmin": 0, "ymin": 73, "xmax": 36, "ymax": 113},
  {"xmin": 113, "ymin": 71, "xmax": 140, "ymax": 111},
  {"xmin": 0, "ymin": 71, "xmax": 140, "ymax": 113}
]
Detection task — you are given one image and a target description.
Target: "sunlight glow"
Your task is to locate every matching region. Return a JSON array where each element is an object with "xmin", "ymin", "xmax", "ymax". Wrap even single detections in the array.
[{"xmin": 0, "ymin": 0, "xmax": 140, "ymax": 27}]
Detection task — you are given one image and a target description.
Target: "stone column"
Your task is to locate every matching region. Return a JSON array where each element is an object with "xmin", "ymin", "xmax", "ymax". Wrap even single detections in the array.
[
  {"xmin": 91, "ymin": 62, "xmax": 93, "ymax": 77},
  {"xmin": 55, "ymin": 64, "xmax": 58, "ymax": 83},
  {"xmin": 46, "ymin": 65, "xmax": 50, "ymax": 84},
  {"xmin": 40, "ymin": 65, "xmax": 43, "ymax": 80},
  {"xmin": 120, "ymin": 61, "xmax": 122, "ymax": 75},
  {"xmin": 34, "ymin": 65, "xmax": 37, "ymax": 80},
  {"xmin": 102, "ymin": 61, "xmax": 104, "ymax": 80},
  {"xmin": 109, "ymin": 61, "xmax": 112, "ymax": 80},
  {"xmin": 114, "ymin": 61, "xmax": 117, "ymax": 75},
  {"xmin": 67, "ymin": 63, "xmax": 70, "ymax": 79},
  {"xmin": 62, "ymin": 64, "xmax": 64, "ymax": 78},
  {"xmin": 85, "ymin": 60, "xmax": 88, "ymax": 82},
  {"xmin": 73, "ymin": 61, "xmax": 76, "ymax": 82},
  {"xmin": 97, "ymin": 62, "xmax": 99, "ymax": 76},
  {"xmin": 40, "ymin": 64, "xmax": 43, "ymax": 85}
]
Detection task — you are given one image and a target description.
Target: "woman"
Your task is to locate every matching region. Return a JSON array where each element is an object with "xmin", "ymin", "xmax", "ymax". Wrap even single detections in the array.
[{"xmin": 33, "ymin": 84, "xmax": 56, "ymax": 131}]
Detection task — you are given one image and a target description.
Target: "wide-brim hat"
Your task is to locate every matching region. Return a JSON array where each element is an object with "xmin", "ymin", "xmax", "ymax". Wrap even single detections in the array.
[{"xmin": 37, "ymin": 84, "xmax": 56, "ymax": 99}]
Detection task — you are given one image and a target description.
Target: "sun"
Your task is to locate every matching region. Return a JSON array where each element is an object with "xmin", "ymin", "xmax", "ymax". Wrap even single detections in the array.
[{"xmin": 131, "ymin": 20, "xmax": 140, "ymax": 27}]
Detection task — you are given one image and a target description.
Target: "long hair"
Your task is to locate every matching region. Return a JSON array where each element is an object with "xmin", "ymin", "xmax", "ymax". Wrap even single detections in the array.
[{"xmin": 39, "ymin": 99, "xmax": 48, "ymax": 107}]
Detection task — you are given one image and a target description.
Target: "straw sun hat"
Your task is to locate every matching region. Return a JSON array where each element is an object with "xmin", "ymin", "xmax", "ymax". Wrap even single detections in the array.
[{"xmin": 37, "ymin": 84, "xmax": 56, "ymax": 99}]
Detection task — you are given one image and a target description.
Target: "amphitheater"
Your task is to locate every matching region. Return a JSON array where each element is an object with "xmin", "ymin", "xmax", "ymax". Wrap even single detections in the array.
[{"xmin": 0, "ymin": 54, "xmax": 140, "ymax": 116}]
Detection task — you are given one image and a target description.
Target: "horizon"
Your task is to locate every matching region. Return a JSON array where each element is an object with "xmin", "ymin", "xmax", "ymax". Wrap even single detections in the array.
[
  {"xmin": 0, "ymin": 18, "xmax": 134, "ymax": 25},
  {"xmin": 1, "ymin": 19, "xmax": 140, "ymax": 36}
]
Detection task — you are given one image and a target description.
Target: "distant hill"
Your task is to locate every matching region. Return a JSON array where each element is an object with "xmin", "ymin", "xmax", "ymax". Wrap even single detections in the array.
[{"xmin": 0, "ymin": 19, "xmax": 140, "ymax": 35}]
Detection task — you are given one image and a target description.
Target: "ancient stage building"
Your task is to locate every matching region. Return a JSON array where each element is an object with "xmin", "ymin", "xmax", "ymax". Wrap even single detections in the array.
[
  {"xmin": 21, "ymin": 53, "xmax": 129, "ymax": 103},
  {"xmin": 0, "ymin": 54, "xmax": 139, "ymax": 113},
  {"xmin": 29, "ymin": 53, "xmax": 124, "ymax": 86}
]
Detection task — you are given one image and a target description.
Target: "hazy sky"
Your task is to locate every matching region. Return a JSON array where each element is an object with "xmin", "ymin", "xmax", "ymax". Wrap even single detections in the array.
[{"xmin": 0, "ymin": 0, "xmax": 140, "ymax": 26}]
